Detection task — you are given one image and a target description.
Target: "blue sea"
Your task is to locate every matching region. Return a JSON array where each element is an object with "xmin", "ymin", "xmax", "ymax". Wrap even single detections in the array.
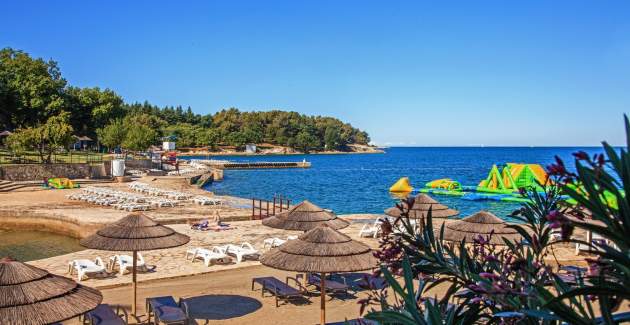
[{"xmin": 184, "ymin": 147, "xmax": 606, "ymax": 220}]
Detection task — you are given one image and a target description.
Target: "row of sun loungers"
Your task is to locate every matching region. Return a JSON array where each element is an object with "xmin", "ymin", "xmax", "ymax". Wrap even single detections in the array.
[
  {"xmin": 130, "ymin": 181, "xmax": 224, "ymax": 206},
  {"xmin": 129, "ymin": 182, "xmax": 194, "ymax": 200},
  {"xmin": 67, "ymin": 190, "xmax": 157, "ymax": 211},
  {"xmin": 186, "ymin": 242, "xmax": 261, "ymax": 264},
  {"xmin": 73, "ymin": 241, "xmax": 266, "ymax": 282},
  {"xmin": 67, "ymin": 253, "xmax": 150, "ymax": 281},
  {"xmin": 252, "ymin": 272, "xmax": 386, "ymax": 308}
]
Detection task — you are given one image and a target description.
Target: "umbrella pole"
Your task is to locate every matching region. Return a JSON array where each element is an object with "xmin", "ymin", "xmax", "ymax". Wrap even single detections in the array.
[
  {"xmin": 320, "ymin": 272, "xmax": 326, "ymax": 325},
  {"xmin": 132, "ymin": 250, "xmax": 137, "ymax": 315}
]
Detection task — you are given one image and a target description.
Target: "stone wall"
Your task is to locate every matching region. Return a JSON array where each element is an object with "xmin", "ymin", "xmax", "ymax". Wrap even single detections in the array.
[{"xmin": 0, "ymin": 163, "xmax": 108, "ymax": 181}]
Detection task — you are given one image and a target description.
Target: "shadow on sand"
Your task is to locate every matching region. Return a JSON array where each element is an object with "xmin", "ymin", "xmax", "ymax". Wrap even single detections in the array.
[{"xmin": 181, "ymin": 294, "xmax": 262, "ymax": 323}]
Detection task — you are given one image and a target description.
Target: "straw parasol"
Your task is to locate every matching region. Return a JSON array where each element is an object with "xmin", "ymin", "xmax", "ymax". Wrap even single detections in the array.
[
  {"xmin": 260, "ymin": 225, "xmax": 378, "ymax": 325},
  {"xmin": 262, "ymin": 200, "xmax": 349, "ymax": 231},
  {"xmin": 80, "ymin": 212, "xmax": 189, "ymax": 315},
  {"xmin": 443, "ymin": 210, "xmax": 521, "ymax": 245},
  {"xmin": 0, "ymin": 257, "xmax": 102, "ymax": 325},
  {"xmin": 385, "ymin": 193, "xmax": 459, "ymax": 219}
]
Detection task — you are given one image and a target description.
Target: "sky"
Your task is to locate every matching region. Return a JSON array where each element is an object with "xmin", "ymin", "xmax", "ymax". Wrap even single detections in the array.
[{"xmin": 3, "ymin": 1, "xmax": 630, "ymax": 146}]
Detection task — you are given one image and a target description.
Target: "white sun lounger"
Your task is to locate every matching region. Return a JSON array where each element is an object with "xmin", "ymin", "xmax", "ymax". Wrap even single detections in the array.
[
  {"xmin": 108, "ymin": 253, "xmax": 147, "ymax": 275},
  {"xmin": 359, "ymin": 218, "xmax": 385, "ymax": 238},
  {"xmin": 263, "ymin": 238, "xmax": 286, "ymax": 249},
  {"xmin": 68, "ymin": 258, "xmax": 106, "ymax": 282},
  {"xmin": 192, "ymin": 196, "xmax": 223, "ymax": 206},
  {"xmin": 185, "ymin": 247, "xmax": 231, "ymax": 266},
  {"xmin": 219, "ymin": 243, "xmax": 260, "ymax": 263},
  {"xmin": 262, "ymin": 235, "xmax": 298, "ymax": 249}
]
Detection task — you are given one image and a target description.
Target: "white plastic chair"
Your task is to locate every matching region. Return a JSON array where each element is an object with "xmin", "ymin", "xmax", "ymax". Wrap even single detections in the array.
[
  {"xmin": 185, "ymin": 247, "xmax": 230, "ymax": 266},
  {"xmin": 68, "ymin": 257, "xmax": 106, "ymax": 281},
  {"xmin": 359, "ymin": 218, "xmax": 384, "ymax": 238},
  {"xmin": 108, "ymin": 253, "xmax": 146, "ymax": 275}
]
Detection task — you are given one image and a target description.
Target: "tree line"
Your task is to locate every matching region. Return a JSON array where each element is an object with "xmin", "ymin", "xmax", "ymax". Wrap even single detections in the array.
[{"xmin": 0, "ymin": 48, "xmax": 370, "ymax": 161}]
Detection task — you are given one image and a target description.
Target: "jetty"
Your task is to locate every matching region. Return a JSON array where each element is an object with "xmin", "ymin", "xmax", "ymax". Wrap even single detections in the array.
[{"xmin": 193, "ymin": 159, "xmax": 311, "ymax": 169}]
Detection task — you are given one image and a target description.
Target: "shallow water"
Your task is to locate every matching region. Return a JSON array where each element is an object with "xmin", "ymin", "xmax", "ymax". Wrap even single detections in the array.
[
  {"xmin": 0, "ymin": 229, "xmax": 83, "ymax": 261},
  {"xmin": 185, "ymin": 147, "xmax": 606, "ymax": 220}
]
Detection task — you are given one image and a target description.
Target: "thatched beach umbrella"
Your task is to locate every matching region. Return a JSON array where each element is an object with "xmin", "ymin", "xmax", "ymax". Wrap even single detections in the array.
[
  {"xmin": 260, "ymin": 225, "xmax": 377, "ymax": 325},
  {"xmin": 80, "ymin": 212, "xmax": 189, "ymax": 315},
  {"xmin": 262, "ymin": 200, "xmax": 349, "ymax": 231},
  {"xmin": 0, "ymin": 257, "xmax": 102, "ymax": 325},
  {"xmin": 443, "ymin": 211, "xmax": 521, "ymax": 245},
  {"xmin": 385, "ymin": 193, "xmax": 459, "ymax": 219}
]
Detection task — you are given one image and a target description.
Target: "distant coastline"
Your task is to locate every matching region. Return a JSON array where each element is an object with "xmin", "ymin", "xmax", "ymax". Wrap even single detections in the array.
[{"xmin": 176, "ymin": 143, "xmax": 385, "ymax": 157}]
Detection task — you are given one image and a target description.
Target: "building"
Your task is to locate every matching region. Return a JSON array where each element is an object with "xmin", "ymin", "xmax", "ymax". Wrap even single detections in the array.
[
  {"xmin": 161, "ymin": 135, "xmax": 177, "ymax": 151},
  {"xmin": 245, "ymin": 144, "xmax": 257, "ymax": 153}
]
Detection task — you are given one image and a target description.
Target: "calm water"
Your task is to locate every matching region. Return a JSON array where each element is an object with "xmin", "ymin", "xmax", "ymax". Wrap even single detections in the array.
[
  {"xmin": 0, "ymin": 230, "xmax": 83, "ymax": 261},
  {"xmin": 189, "ymin": 147, "xmax": 605, "ymax": 220}
]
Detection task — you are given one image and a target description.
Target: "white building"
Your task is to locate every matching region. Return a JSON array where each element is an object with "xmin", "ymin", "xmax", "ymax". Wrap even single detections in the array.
[
  {"xmin": 245, "ymin": 144, "xmax": 257, "ymax": 153},
  {"xmin": 162, "ymin": 140, "xmax": 176, "ymax": 151}
]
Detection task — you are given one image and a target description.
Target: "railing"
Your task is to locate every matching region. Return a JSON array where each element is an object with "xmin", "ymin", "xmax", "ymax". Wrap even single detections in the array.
[
  {"xmin": 251, "ymin": 195, "xmax": 291, "ymax": 220},
  {"xmin": 0, "ymin": 150, "xmax": 104, "ymax": 165}
]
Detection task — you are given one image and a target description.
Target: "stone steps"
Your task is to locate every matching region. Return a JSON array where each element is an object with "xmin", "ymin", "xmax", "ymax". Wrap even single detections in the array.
[{"xmin": 0, "ymin": 180, "xmax": 28, "ymax": 192}]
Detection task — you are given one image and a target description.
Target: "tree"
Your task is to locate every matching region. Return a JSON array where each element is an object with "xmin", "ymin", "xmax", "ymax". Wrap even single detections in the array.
[
  {"xmin": 65, "ymin": 86, "xmax": 123, "ymax": 136},
  {"xmin": 196, "ymin": 128, "xmax": 220, "ymax": 149},
  {"xmin": 122, "ymin": 124, "xmax": 156, "ymax": 152},
  {"xmin": 0, "ymin": 48, "xmax": 67, "ymax": 129},
  {"xmin": 324, "ymin": 126, "xmax": 342, "ymax": 150},
  {"xmin": 7, "ymin": 112, "xmax": 74, "ymax": 163},
  {"xmin": 295, "ymin": 130, "xmax": 319, "ymax": 153},
  {"xmin": 96, "ymin": 119, "xmax": 126, "ymax": 150}
]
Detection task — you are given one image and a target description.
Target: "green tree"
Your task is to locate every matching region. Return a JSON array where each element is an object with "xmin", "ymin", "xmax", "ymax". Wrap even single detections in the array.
[
  {"xmin": 96, "ymin": 119, "xmax": 126, "ymax": 150},
  {"xmin": 65, "ymin": 86, "xmax": 124, "ymax": 136},
  {"xmin": 7, "ymin": 112, "xmax": 74, "ymax": 163},
  {"xmin": 295, "ymin": 130, "xmax": 319, "ymax": 153},
  {"xmin": 0, "ymin": 48, "xmax": 67, "ymax": 129},
  {"xmin": 324, "ymin": 126, "xmax": 342, "ymax": 150},
  {"xmin": 122, "ymin": 124, "xmax": 156, "ymax": 152},
  {"xmin": 197, "ymin": 128, "xmax": 220, "ymax": 149}
]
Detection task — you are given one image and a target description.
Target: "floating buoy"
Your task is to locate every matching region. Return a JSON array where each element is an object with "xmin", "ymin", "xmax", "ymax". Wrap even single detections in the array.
[{"xmin": 389, "ymin": 177, "xmax": 413, "ymax": 193}]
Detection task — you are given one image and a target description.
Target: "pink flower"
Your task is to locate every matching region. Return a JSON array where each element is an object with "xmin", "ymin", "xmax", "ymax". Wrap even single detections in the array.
[{"xmin": 573, "ymin": 151, "xmax": 589, "ymax": 160}]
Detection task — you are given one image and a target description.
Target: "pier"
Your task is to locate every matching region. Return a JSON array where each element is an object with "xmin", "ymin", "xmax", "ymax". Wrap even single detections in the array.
[{"xmin": 194, "ymin": 159, "xmax": 311, "ymax": 169}]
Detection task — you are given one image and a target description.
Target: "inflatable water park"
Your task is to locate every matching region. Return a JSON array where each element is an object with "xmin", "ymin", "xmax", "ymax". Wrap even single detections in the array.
[
  {"xmin": 390, "ymin": 163, "xmax": 549, "ymax": 203},
  {"xmin": 45, "ymin": 177, "xmax": 79, "ymax": 189}
]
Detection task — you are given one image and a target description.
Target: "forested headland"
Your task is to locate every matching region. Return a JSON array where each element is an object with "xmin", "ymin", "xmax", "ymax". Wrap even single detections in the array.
[{"xmin": 0, "ymin": 48, "xmax": 371, "ymax": 158}]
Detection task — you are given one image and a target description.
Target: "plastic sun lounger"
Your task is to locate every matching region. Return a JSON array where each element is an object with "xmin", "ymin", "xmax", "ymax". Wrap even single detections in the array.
[
  {"xmin": 251, "ymin": 276, "xmax": 308, "ymax": 307},
  {"xmin": 68, "ymin": 258, "xmax": 106, "ymax": 282},
  {"xmin": 146, "ymin": 296, "xmax": 188, "ymax": 325},
  {"xmin": 185, "ymin": 247, "xmax": 231, "ymax": 266},
  {"xmin": 326, "ymin": 319, "xmax": 380, "ymax": 325},
  {"xmin": 220, "ymin": 243, "xmax": 260, "ymax": 263},
  {"xmin": 358, "ymin": 218, "xmax": 384, "ymax": 238},
  {"xmin": 82, "ymin": 304, "xmax": 128, "ymax": 325},
  {"xmin": 306, "ymin": 273, "xmax": 349, "ymax": 297},
  {"xmin": 108, "ymin": 253, "xmax": 147, "ymax": 275},
  {"xmin": 263, "ymin": 237, "xmax": 286, "ymax": 249}
]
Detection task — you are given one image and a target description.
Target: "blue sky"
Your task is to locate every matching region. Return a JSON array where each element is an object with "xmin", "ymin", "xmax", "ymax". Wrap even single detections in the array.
[{"xmin": 3, "ymin": 1, "xmax": 629, "ymax": 146}]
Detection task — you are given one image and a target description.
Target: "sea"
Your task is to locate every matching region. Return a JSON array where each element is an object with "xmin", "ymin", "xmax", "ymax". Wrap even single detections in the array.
[{"xmin": 186, "ymin": 147, "xmax": 607, "ymax": 220}]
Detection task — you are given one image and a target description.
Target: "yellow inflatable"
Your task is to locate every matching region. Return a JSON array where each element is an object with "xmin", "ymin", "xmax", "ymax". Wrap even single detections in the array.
[
  {"xmin": 390, "ymin": 177, "xmax": 413, "ymax": 193},
  {"xmin": 47, "ymin": 177, "xmax": 79, "ymax": 189}
]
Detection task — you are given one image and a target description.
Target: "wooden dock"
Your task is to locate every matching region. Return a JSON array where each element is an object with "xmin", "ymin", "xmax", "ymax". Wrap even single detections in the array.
[{"xmin": 195, "ymin": 160, "xmax": 310, "ymax": 169}]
